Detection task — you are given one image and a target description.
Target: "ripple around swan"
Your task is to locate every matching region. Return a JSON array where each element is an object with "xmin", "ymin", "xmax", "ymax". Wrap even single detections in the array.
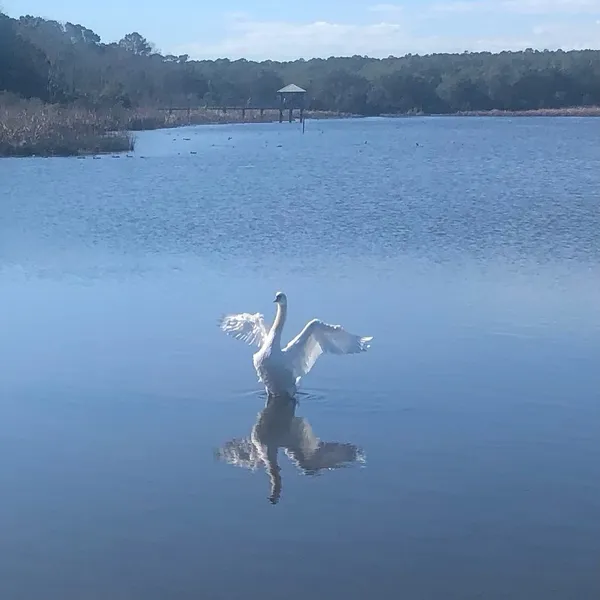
[{"xmin": 233, "ymin": 387, "xmax": 329, "ymax": 404}]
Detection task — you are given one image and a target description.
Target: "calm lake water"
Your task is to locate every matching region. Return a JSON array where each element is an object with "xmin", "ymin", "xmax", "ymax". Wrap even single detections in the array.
[{"xmin": 1, "ymin": 117, "xmax": 599, "ymax": 600}]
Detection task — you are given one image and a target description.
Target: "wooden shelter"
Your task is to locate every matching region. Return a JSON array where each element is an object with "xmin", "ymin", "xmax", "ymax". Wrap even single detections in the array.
[{"xmin": 277, "ymin": 84, "xmax": 307, "ymax": 122}]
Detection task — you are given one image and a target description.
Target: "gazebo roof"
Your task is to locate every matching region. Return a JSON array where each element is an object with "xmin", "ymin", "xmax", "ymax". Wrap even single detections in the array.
[{"xmin": 277, "ymin": 84, "xmax": 307, "ymax": 93}]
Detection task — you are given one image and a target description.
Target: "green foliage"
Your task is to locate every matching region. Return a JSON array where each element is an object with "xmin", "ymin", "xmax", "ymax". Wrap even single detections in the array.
[
  {"xmin": 0, "ymin": 13, "xmax": 50, "ymax": 100},
  {"xmin": 118, "ymin": 32, "xmax": 152, "ymax": 56},
  {"xmin": 1, "ymin": 11, "xmax": 600, "ymax": 114}
]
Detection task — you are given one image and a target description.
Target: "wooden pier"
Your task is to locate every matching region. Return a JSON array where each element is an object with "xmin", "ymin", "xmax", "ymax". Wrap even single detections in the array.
[
  {"xmin": 159, "ymin": 83, "xmax": 308, "ymax": 124},
  {"xmin": 159, "ymin": 105, "xmax": 304, "ymax": 123}
]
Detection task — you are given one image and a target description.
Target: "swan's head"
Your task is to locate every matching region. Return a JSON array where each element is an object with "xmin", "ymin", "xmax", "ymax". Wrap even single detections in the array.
[{"xmin": 273, "ymin": 291, "xmax": 287, "ymax": 306}]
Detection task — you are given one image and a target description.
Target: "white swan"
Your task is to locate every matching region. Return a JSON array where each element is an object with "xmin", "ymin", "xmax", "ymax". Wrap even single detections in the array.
[{"xmin": 218, "ymin": 291, "xmax": 373, "ymax": 396}]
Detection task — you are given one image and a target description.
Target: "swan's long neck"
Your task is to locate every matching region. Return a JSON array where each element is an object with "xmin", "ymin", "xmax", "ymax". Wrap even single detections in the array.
[{"xmin": 271, "ymin": 302, "xmax": 287, "ymax": 347}]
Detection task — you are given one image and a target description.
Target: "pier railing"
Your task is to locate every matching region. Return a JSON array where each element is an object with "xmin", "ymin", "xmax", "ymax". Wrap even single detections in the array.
[{"xmin": 157, "ymin": 105, "xmax": 305, "ymax": 123}]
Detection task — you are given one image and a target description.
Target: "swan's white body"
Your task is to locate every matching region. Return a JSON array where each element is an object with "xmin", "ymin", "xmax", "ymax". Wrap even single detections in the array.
[{"xmin": 218, "ymin": 292, "xmax": 373, "ymax": 396}]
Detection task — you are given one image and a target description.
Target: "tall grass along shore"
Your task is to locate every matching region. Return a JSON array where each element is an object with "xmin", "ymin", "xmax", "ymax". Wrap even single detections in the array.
[
  {"xmin": 455, "ymin": 106, "xmax": 600, "ymax": 117},
  {"xmin": 0, "ymin": 99, "xmax": 133, "ymax": 157}
]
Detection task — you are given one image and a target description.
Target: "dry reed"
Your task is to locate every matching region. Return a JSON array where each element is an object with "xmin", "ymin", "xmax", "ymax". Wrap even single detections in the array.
[
  {"xmin": 0, "ymin": 100, "xmax": 134, "ymax": 157},
  {"xmin": 456, "ymin": 106, "xmax": 600, "ymax": 117}
]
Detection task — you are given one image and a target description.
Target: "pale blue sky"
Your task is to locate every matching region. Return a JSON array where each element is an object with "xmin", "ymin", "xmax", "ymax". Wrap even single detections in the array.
[{"xmin": 3, "ymin": 0, "xmax": 600, "ymax": 60}]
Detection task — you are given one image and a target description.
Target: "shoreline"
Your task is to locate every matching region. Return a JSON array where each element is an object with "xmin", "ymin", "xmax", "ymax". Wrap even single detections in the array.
[
  {"xmin": 126, "ymin": 108, "xmax": 355, "ymax": 132},
  {"xmin": 2, "ymin": 103, "xmax": 599, "ymax": 158},
  {"xmin": 0, "ymin": 104, "xmax": 354, "ymax": 158},
  {"xmin": 383, "ymin": 106, "xmax": 600, "ymax": 118},
  {"xmin": 452, "ymin": 106, "xmax": 600, "ymax": 117}
]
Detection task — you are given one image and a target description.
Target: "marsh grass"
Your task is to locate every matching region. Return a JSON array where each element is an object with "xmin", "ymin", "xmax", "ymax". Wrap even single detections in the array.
[
  {"xmin": 456, "ymin": 106, "xmax": 600, "ymax": 117},
  {"xmin": 0, "ymin": 99, "xmax": 134, "ymax": 157}
]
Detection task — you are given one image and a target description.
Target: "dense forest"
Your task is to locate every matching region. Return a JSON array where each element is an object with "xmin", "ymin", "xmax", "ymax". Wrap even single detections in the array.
[{"xmin": 2, "ymin": 11, "xmax": 600, "ymax": 115}]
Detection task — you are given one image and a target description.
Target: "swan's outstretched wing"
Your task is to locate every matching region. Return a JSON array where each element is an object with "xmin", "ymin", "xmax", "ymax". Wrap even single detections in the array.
[
  {"xmin": 282, "ymin": 319, "xmax": 372, "ymax": 381},
  {"xmin": 218, "ymin": 312, "xmax": 270, "ymax": 347}
]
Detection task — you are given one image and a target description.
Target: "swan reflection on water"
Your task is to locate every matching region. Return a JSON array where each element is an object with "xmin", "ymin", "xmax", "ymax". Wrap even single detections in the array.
[{"xmin": 215, "ymin": 393, "xmax": 365, "ymax": 504}]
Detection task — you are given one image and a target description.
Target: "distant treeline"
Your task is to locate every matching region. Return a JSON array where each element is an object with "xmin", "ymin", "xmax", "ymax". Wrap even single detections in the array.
[{"xmin": 2, "ymin": 11, "xmax": 600, "ymax": 115}]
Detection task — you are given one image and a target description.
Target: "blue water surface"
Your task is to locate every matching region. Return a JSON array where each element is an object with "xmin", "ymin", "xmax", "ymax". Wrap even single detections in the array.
[{"xmin": 1, "ymin": 116, "xmax": 599, "ymax": 600}]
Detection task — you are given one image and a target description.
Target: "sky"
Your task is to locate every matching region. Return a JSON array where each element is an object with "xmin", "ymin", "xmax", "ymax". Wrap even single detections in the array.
[{"xmin": 2, "ymin": 0, "xmax": 600, "ymax": 60}]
